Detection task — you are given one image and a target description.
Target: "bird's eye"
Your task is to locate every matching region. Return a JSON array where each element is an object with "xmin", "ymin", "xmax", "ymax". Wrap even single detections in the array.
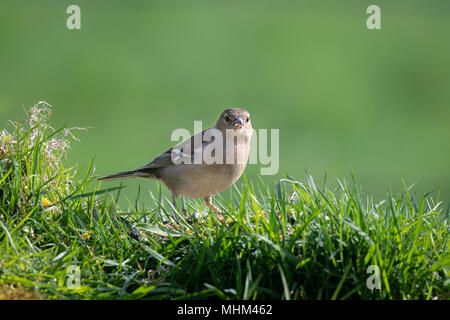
[
  {"xmin": 246, "ymin": 118, "xmax": 250, "ymax": 123},
  {"xmin": 224, "ymin": 115, "xmax": 230, "ymax": 122}
]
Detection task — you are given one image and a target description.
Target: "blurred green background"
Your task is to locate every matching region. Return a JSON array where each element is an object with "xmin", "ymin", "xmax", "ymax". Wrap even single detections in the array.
[{"xmin": 1, "ymin": 0, "xmax": 449, "ymax": 206}]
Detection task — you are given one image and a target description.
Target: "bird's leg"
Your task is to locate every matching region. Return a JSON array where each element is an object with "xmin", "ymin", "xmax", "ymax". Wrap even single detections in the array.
[
  {"xmin": 204, "ymin": 197, "xmax": 225, "ymax": 223},
  {"xmin": 171, "ymin": 195, "xmax": 190, "ymax": 223},
  {"xmin": 171, "ymin": 195, "xmax": 180, "ymax": 221},
  {"xmin": 204, "ymin": 196, "xmax": 222, "ymax": 214}
]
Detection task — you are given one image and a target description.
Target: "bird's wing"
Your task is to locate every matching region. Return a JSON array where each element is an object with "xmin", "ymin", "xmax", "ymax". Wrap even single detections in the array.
[{"xmin": 137, "ymin": 129, "xmax": 216, "ymax": 170}]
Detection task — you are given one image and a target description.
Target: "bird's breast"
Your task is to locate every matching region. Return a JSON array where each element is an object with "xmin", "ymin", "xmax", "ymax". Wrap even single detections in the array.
[{"xmin": 160, "ymin": 159, "xmax": 249, "ymax": 199}]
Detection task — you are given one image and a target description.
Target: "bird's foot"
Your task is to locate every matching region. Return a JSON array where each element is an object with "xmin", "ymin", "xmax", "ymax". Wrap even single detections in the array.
[
  {"xmin": 209, "ymin": 204, "xmax": 223, "ymax": 214},
  {"xmin": 204, "ymin": 197, "xmax": 223, "ymax": 214},
  {"xmin": 162, "ymin": 220, "xmax": 176, "ymax": 228}
]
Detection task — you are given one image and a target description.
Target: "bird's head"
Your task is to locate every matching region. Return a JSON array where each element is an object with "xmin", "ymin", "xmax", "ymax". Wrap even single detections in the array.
[{"xmin": 215, "ymin": 108, "xmax": 252, "ymax": 133}]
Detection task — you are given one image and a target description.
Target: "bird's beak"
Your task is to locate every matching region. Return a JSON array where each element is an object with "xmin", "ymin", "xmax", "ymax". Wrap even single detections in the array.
[{"xmin": 233, "ymin": 117, "xmax": 244, "ymax": 129}]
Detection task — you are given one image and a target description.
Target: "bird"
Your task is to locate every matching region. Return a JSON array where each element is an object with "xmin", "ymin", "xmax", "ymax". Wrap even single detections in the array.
[{"xmin": 98, "ymin": 108, "xmax": 253, "ymax": 219}]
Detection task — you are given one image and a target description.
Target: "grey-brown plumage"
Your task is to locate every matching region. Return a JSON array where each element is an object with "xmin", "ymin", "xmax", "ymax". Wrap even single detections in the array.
[{"xmin": 98, "ymin": 108, "xmax": 253, "ymax": 216}]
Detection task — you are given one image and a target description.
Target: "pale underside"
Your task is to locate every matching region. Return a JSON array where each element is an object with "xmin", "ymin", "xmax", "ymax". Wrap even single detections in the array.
[{"xmin": 138, "ymin": 128, "xmax": 252, "ymax": 198}]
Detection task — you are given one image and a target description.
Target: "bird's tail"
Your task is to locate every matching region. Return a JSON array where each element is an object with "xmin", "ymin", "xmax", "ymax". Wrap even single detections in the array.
[{"xmin": 97, "ymin": 169, "xmax": 152, "ymax": 181}]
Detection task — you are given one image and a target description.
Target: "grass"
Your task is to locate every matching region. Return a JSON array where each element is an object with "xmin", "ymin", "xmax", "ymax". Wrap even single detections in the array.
[{"xmin": 0, "ymin": 102, "xmax": 448, "ymax": 300}]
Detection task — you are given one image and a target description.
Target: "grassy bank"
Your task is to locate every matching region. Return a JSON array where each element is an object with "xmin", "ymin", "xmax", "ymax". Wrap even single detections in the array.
[{"xmin": 0, "ymin": 103, "xmax": 448, "ymax": 299}]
